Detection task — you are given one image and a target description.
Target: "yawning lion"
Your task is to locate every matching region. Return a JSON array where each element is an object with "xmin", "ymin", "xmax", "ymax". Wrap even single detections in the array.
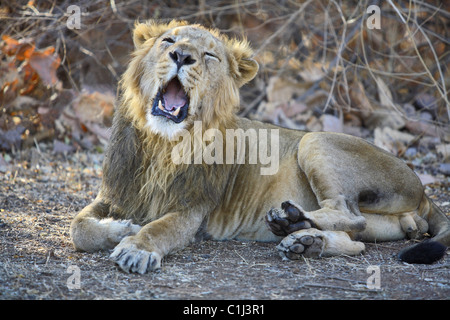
[{"xmin": 70, "ymin": 20, "xmax": 449, "ymax": 274}]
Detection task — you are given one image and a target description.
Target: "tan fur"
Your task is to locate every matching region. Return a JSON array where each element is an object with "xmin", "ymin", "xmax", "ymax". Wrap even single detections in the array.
[{"xmin": 70, "ymin": 20, "xmax": 449, "ymax": 273}]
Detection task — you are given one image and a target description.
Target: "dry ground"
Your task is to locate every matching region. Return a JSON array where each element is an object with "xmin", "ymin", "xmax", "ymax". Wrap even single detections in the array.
[{"xmin": 0, "ymin": 144, "xmax": 449, "ymax": 301}]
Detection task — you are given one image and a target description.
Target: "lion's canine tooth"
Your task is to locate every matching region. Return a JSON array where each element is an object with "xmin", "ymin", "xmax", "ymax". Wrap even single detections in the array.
[
  {"xmin": 158, "ymin": 100, "xmax": 164, "ymax": 111},
  {"xmin": 172, "ymin": 107, "xmax": 181, "ymax": 117}
]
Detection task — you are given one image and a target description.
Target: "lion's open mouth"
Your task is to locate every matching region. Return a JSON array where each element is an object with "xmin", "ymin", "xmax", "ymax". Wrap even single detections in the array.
[{"xmin": 151, "ymin": 77, "xmax": 189, "ymax": 123}]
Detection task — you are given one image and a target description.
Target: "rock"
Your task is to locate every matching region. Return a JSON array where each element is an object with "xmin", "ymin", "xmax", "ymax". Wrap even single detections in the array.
[
  {"xmin": 320, "ymin": 114, "xmax": 343, "ymax": 133},
  {"xmin": 0, "ymin": 154, "xmax": 9, "ymax": 173},
  {"xmin": 438, "ymin": 163, "xmax": 450, "ymax": 176},
  {"xmin": 436, "ymin": 144, "xmax": 450, "ymax": 161}
]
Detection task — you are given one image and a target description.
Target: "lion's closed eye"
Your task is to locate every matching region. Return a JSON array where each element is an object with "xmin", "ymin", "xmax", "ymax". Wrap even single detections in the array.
[
  {"xmin": 204, "ymin": 52, "xmax": 220, "ymax": 62},
  {"xmin": 162, "ymin": 37, "xmax": 175, "ymax": 44}
]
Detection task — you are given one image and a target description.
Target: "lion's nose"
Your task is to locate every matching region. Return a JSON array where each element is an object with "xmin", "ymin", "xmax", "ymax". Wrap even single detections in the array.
[{"xmin": 169, "ymin": 49, "xmax": 196, "ymax": 70}]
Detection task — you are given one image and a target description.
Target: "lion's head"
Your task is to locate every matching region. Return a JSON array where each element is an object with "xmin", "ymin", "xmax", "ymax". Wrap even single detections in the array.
[{"xmin": 120, "ymin": 20, "xmax": 259, "ymax": 139}]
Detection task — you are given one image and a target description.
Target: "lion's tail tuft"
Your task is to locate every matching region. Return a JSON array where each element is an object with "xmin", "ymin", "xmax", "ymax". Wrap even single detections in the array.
[
  {"xmin": 398, "ymin": 240, "xmax": 446, "ymax": 264},
  {"xmin": 398, "ymin": 194, "xmax": 449, "ymax": 264}
]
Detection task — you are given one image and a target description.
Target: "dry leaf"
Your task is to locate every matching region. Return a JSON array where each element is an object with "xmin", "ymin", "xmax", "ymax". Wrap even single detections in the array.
[
  {"xmin": 72, "ymin": 91, "xmax": 115, "ymax": 126},
  {"xmin": 374, "ymin": 126, "xmax": 414, "ymax": 155},
  {"xmin": 375, "ymin": 76, "xmax": 393, "ymax": 108},
  {"xmin": 349, "ymin": 81, "xmax": 373, "ymax": 114},
  {"xmin": 405, "ymin": 118, "xmax": 442, "ymax": 137},
  {"xmin": 266, "ymin": 76, "xmax": 306, "ymax": 104},
  {"xmin": 83, "ymin": 122, "xmax": 111, "ymax": 145},
  {"xmin": 284, "ymin": 100, "xmax": 307, "ymax": 117},
  {"xmin": 1, "ymin": 35, "xmax": 35, "ymax": 60},
  {"xmin": 0, "ymin": 60, "xmax": 20, "ymax": 98},
  {"xmin": 306, "ymin": 116, "xmax": 322, "ymax": 132},
  {"xmin": 364, "ymin": 111, "xmax": 405, "ymax": 130},
  {"xmin": 298, "ymin": 58, "xmax": 326, "ymax": 82},
  {"xmin": 19, "ymin": 63, "xmax": 39, "ymax": 94},
  {"xmin": 28, "ymin": 47, "xmax": 61, "ymax": 86}
]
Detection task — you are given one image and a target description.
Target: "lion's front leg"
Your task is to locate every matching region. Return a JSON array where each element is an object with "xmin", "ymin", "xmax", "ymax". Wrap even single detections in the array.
[
  {"xmin": 110, "ymin": 211, "xmax": 205, "ymax": 274},
  {"xmin": 70, "ymin": 198, "xmax": 142, "ymax": 252},
  {"xmin": 109, "ymin": 236, "xmax": 162, "ymax": 273}
]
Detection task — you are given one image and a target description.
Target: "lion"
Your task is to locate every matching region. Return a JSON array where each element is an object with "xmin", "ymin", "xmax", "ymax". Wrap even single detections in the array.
[{"xmin": 70, "ymin": 20, "xmax": 450, "ymax": 274}]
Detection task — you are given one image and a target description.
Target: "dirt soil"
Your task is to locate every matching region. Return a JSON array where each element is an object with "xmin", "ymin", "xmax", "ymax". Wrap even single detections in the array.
[{"xmin": 0, "ymin": 144, "xmax": 449, "ymax": 300}]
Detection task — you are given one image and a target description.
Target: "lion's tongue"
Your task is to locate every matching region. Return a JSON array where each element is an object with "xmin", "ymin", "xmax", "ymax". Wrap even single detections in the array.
[{"xmin": 163, "ymin": 79, "xmax": 187, "ymax": 112}]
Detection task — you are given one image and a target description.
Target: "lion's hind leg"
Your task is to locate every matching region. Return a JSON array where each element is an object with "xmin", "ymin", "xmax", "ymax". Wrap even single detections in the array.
[
  {"xmin": 266, "ymin": 201, "xmax": 315, "ymax": 236},
  {"xmin": 266, "ymin": 200, "xmax": 366, "ymax": 236},
  {"xmin": 293, "ymin": 132, "xmax": 424, "ymax": 235},
  {"xmin": 267, "ymin": 201, "xmax": 365, "ymax": 259},
  {"xmin": 276, "ymin": 229, "xmax": 365, "ymax": 260}
]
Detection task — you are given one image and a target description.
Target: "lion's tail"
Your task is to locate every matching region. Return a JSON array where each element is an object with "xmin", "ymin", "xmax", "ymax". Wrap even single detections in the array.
[{"xmin": 398, "ymin": 194, "xmax": 450, "ymax": 264}]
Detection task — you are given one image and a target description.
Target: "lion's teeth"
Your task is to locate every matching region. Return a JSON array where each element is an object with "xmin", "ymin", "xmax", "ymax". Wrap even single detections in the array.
[
  {"xmin": 158, "ymin": 100, "xmax": 164, "ymax": 111},
  {"xmin": 172, "ymin": 107, "xmax": 181, "ymax": 116}
]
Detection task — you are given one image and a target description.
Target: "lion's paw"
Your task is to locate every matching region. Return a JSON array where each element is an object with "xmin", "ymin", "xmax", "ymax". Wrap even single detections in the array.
[
  {"xmin": 119, "ymin": 219, "xmax": 142, "ymax": 234},
  {"xmin": 101, "ymin": 218, "xmax": 142, "ymax": 245},
  {"xmin": 110, "ymin": 236, "xmax": 161, "ymax": 274},
  {"xmin": 276, "ymin": 230, "xmax": 324, "ymax": 260},
  {"xmin": 266, "ymin": 201, "xmax": 314, "ymax": 236}
]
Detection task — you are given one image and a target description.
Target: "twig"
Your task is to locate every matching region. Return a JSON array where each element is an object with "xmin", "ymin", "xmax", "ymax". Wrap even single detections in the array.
[
  {"xmin": 359, "ymin": 10, "xmax": 405, "ymax": 117},
  {"xmin": 303, "ymin": 283, "xmax": 381, "ymax": 293},
  {"xmin": 386, "ymin": 0, "xmax": 450, "ymax": 119},
  {"xmin": 253, "ymin": 0, "xmax": 314, "ymax": 57},
  {"xmin": 322, "ymin": 0, "xmax": 347, "ymax": 112},
  {"xmin": 426, "ymin": 263, "xmax": 450, "ymax": 270},
  {"xmin": 398, "ymin": 132, "xmax": 424, "ymax": 158},
  {"xmin": 324, "ymin": 275, "xmax": 367, "ymax": 285},
  {"xmin": 234, "ymin": 250, "xmax": 248, "ymax": 265},
  {"xmin": 240, "ymin": 90, "xmax": 266, "ymax": 116}
]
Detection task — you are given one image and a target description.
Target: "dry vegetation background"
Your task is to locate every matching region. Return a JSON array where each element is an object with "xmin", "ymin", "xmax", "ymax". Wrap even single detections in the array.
[
  {"xmin": 1, "ymin": 0, "xmax": 449, "ymax": 155},
  {"xmin": 0, "ymin": 0, "xmax": 449, "ymax": 300}
]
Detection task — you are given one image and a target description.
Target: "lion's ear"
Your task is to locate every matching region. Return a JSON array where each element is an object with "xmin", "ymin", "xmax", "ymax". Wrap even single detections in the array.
[
  {"xmin": 227, "ymin": 38, "xmax": 259, "ymax": 87},
  {"xmin": 236, "ymin": 58, "xmax": 259, "ymax": 87},
  {"xmin": 133, "ymin": 20, "xmax": 188, "ymax": 49}
]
